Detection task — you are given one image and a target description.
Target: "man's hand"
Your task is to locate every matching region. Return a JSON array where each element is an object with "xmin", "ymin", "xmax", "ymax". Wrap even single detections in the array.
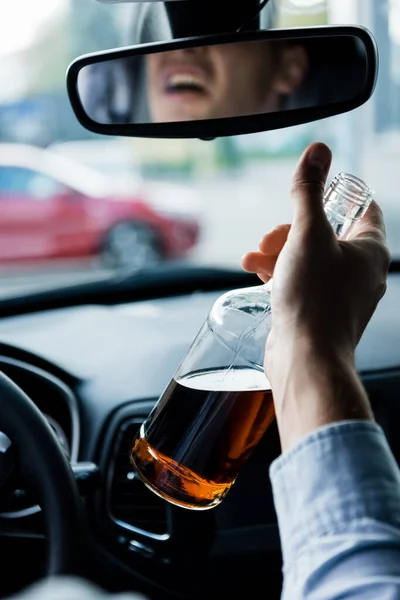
[{"xmin": 241, "ymin": 142, "xmax": 391, "ymax": 451}]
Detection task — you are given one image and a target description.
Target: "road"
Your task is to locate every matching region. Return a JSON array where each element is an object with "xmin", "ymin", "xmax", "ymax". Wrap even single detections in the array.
[{"xmin": 0, "ymin": 160, "xmax": 398, "ymax": 299}]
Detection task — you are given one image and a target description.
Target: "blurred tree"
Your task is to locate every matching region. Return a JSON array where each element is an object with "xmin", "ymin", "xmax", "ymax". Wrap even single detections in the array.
[
  {"xmin": 35, "ymin": 18, "xmax": 70, "ymax": 95},
  {"xmin": 216, "ymin": 138, "xmax": 242, "ymax": 171},
  {"xmin": 68, "ymin": 0, "xmax": 122, "ymax": 58},
  {"xmin": 0, "ymin": 8, "xmax": 70, "ymax": 101},
  {"xmin": 278, "ymin": 0, "xmax": 328, "ymax": 26}
]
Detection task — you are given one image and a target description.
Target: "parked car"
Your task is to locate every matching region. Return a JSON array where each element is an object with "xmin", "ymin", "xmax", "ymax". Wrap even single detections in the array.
[{"xmin": 0, "ymin": 143, "xmax": 201, "ymax": 270}]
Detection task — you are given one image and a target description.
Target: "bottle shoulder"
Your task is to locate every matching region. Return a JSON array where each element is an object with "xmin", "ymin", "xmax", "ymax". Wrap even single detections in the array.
[
  {"xmin": 211, "ymin": 283, "xmax": 271, "ymax": 313},
  {"xmin": 208, "ymin": 283, "xmax": 272, "ymax": 332}
]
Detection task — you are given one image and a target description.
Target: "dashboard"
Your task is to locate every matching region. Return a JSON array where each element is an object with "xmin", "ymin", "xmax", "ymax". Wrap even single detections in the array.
[{"xmin": 1, "ymin": 273, "xmax": 400, "ymax": 598}]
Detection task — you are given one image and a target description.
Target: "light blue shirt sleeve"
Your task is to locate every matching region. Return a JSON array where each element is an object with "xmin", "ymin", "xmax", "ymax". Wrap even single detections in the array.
[{"xmin": 269, "ymin": 421, "xmax": 400, "ymax": 600}]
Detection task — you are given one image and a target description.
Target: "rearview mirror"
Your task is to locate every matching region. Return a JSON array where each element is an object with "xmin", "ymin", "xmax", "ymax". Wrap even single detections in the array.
[{"xmin": 67, "ymin": 27, "xmax": 378, "ymax": 139}]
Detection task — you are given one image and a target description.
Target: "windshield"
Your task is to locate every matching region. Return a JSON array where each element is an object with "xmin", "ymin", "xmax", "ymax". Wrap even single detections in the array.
[{"xmin": 0, "ymin": 0, "xmax": 399, "ymax": 298}]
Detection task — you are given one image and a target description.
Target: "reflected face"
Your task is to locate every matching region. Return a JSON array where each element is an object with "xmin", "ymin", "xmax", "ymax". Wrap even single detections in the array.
[{"xmin": 146, "ymin": 41, "xmax": 308, "ymax": 123}]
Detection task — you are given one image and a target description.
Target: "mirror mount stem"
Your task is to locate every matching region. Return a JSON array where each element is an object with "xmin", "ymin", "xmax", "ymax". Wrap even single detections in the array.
[
  {"xmin": 237, "ymin": 0, "xmax": 271, "ymax": 33},
  {"xmin": 165, "ymin": 1, "xmax": 262, "ymax": 37}
]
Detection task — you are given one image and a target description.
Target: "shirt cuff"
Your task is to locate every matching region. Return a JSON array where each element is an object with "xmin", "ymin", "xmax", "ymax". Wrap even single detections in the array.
[{"xmin": 269, "ymin": 421, "xmax": 400, "ymax": 564}]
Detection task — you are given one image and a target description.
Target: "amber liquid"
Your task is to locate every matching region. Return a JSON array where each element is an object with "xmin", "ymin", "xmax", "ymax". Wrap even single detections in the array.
[{"xmin": 130, "ymin": 367, "xmax": 275, "ymax": 510}]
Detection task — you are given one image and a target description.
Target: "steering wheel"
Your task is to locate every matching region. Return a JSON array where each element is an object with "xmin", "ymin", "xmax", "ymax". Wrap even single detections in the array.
[{"xmin": 0, "ymin": 370, "xmax": 84, "ymax": 575}]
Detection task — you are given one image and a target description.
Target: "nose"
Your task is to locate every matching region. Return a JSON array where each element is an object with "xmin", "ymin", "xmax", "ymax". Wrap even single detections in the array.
[{"xmin": 173, "ymin": 47, "xmax": 208, "ymax": 60}]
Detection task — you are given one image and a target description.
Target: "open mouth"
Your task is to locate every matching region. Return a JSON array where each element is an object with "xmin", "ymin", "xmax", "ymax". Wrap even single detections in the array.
[{"xmin": 163, "ymin": 70, "xmax": 208, "ymax": 96}]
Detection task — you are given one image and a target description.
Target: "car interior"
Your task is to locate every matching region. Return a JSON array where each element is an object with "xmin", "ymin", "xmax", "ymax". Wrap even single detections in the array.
[{"xmin": 0, "ymin": 1, "xmax": 399, "ymax": 599}]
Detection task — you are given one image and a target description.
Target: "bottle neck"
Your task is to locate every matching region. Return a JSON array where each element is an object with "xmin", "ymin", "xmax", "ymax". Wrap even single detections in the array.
[
  {"xmin": 323, "ymin": 173, "xmax": 374, "ymax": 239},
  {"xmin": 260, "ymin": 173, "xmax": 374, "ymax": 291}
]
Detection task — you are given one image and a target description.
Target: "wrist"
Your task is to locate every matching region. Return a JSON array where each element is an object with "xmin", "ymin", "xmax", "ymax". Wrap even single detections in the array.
[
  {"xmin": 266, "ymin": 327, "xmax": 354, "ymax": 384},
  {"xmin": 265, "ymin": 332, "xmax": 374, "ymax": 451}
]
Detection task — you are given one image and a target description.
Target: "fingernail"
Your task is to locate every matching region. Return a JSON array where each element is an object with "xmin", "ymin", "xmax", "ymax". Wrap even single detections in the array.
[{"xmin": 308, "ymin": 145, "xmax": 331, "ymax": 170}]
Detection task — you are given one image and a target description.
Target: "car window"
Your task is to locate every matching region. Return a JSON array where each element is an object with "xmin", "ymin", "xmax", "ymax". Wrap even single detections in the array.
[
  {"xmin": 0, "ymin": 0, "xmax": 398, "ymax": 295},
  {"xmin": 0, "ymin": 167, "xmax": 66, "ymax": 200}
]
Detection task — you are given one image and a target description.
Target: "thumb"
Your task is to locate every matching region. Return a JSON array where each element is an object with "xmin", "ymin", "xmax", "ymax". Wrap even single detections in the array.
[{"xmin": 291, "ymin": 142, "xmax": 332, "ymax": 229}]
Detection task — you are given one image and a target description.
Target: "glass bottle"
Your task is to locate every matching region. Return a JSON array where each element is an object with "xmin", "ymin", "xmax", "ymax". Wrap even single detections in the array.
[{"xmin": 130, "ymin": 172, "xmax": 375, "ymax": 510}]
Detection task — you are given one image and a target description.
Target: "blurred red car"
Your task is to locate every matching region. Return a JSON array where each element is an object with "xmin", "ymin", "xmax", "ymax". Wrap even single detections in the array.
[{"xmin": 0, "ymin": 144, "xmax": 201, "ymax": 270}]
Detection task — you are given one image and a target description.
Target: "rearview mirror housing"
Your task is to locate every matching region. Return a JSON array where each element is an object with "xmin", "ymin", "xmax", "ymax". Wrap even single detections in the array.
[{"xmin": 66, "ymin": 26, "xmax": 378, "ymax": 139}]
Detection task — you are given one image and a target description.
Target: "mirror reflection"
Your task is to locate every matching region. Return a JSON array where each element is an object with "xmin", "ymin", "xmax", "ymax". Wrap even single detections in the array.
[{"xmin": 76, "ymin": 37, "xmax": 368, "ymax": 125}]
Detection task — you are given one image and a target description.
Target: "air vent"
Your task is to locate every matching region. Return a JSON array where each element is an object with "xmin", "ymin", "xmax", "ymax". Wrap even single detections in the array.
[{"xmin": 109, "ymin": 419, "xmax": 168, "ymax": 537}]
